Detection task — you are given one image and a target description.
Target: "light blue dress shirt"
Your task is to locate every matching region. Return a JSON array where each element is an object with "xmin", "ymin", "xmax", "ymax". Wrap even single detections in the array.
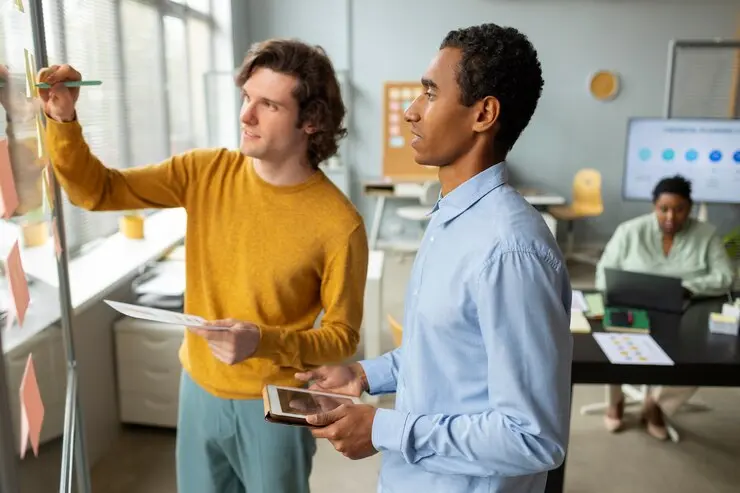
[{"xmin": 360, "ymin": 163, "xmax": 573, "ymax": 493}]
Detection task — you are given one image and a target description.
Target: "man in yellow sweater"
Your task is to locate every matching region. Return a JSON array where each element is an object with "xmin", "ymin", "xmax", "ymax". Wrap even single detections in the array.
[{"xmin": 37, "ymin": 39, "xmax": 368, "ymax": 493}]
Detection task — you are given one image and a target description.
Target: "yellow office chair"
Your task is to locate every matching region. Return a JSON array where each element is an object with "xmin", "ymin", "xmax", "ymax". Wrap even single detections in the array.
[
  {"xmin": 387, "ymin": 314, "xmax": 403, "ymax": 348},
  {"xmin": 548, "ymin": 168, "xmax": 604, "ymax": 265}
]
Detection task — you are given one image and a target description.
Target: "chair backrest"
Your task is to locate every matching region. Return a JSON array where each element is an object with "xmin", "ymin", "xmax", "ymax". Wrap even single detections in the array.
[
  {"xmin": 571, "ymin": 168, "xmax": 604, "ymax": 216},
  {"xmin": 387, "ymin": 314, "xmax": 403, "ymax": 347},
  {"xmin": 420, "ymin": 181, "xmax": 442, "ymax": 206}
]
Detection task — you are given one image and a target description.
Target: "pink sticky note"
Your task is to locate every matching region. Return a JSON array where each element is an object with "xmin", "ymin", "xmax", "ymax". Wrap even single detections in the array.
[
  {"xmin": 389, "ymin": 101, "xmax": 400, "ymax": 112},
  {"xmin": 19, "ymin": 354, "xmax": 44, "ymax": 458},
  {"xmin": 0, "ymin": 139, "xmax": 19, "ymax": 219},
  {"xmin": 4, "ymin": 241, "xmax": 30, "ymax": 328}
]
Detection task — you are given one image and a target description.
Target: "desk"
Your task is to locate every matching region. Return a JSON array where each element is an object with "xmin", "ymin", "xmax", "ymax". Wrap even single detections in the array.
[
  {"xmin": 363, "ymin": 181, "xmax": 565, "ymax": 250},
  {"xmin": 545, "ymin": 296, "xmax": 740, "ymax": 493}
]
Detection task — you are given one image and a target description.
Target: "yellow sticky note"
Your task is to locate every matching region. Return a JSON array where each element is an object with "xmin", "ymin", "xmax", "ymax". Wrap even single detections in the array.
[
  {"xmin": 35, "ymin": 114, "xmax": 47, "ymax": 160},
  {"xmin": 14, "ymin": 0, "xmax": 25, "ymax": 13},
  {"xmin": 23, "ymin": 49, "xmax": 35, "ymax": 98}
]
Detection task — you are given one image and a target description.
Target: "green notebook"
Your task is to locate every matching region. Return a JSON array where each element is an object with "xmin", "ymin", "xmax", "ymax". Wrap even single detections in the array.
[{"xmin": 604, "ymin": 307, "xmax": 650, "ymax": 333}]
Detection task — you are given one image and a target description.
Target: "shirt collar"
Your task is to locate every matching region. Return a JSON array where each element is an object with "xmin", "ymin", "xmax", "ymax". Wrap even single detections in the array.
[{"xmin": 430, "ymin": 161, "xmax": 508, "ymax": 224}]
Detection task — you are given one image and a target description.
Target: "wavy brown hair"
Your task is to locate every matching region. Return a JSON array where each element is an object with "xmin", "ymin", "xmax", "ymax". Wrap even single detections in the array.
[{"xmin": 235, "ymin": 39, "xmax": 347, "ymax": 168}]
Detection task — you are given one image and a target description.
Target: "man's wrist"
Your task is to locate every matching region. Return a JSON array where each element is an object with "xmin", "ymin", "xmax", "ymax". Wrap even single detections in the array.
[{"xmin": 350, "ymin": 362, "xmax": 369, "ymax": 393}]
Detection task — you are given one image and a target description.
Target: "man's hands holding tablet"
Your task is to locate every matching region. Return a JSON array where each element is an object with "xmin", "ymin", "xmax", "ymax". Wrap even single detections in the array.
[{"xmin": 295, "ymin": 364, "xmax": 378, "ymax": 460}]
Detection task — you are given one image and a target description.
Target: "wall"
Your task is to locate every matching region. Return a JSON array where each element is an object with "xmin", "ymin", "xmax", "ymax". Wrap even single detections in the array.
[{"xmin": 233, "ymin": 0, "xmax": 740, "ymax": 245}]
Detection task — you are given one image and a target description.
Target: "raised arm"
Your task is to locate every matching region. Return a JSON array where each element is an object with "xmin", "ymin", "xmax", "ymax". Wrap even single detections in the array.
[
  {"xmin": 251, "ymin": 223, "xmax": 370, "ymax": 369},
  {"xmin": 46, "ymin": 118, "xmax": 202, "ymax": 211},
  {"xmin": 371, "ymin": 250, "xmax": 573, "ymax": 477},
  {"xmin": 682, "ymin": 233, "xmax": 735, "ymax": 297},
  {"xmin": 39, "ymin": 64, "xmax": 201, "ymax": 211}
]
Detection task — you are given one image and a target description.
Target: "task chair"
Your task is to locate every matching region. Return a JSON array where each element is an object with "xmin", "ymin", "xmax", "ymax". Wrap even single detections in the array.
[
  {"xmin": 387, "ymin": 314, "xmax": 403, "ymax": 348},
  {"xmin": 548, "ymin": 169, "xmax": 604, "ymax": 265}
]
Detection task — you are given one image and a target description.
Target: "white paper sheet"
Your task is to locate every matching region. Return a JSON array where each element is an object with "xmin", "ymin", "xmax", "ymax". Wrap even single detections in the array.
[
  {"xmin": 104, "ymin": 300, "xmax": 225, "ymax": 330},
  {"xmin": 593, "ymin": 333, "xmax": 674, "ymax": 366},
  {"xmin": 571, "ymin": 290, "xmax": 588, "ymax": 312},
  {"xmin": 570, "ymin": 310, "xmax": 591, "ymax": 333}
]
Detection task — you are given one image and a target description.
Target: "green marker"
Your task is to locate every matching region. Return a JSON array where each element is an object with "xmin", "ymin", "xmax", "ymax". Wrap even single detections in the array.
[{"xmin": 35, "ymin": 80, "xmax": 102, "ymax": 89}]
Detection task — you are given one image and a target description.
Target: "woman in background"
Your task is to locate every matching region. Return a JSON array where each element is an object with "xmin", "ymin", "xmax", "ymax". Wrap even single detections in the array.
[{"xmin": 595, "ymin": 175, "xmax": 735, "ymax": 440}]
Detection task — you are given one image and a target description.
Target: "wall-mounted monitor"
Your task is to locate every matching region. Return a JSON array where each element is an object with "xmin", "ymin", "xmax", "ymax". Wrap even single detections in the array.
[{"xmin": 622, "ymin": 118, "xmax": 740, "ymax": 204}]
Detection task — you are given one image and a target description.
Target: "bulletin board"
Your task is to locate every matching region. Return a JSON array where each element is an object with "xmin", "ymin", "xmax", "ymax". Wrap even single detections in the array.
[{"xmin": 382, "ymin": 81, "xmax": 439, "ymax": 181}]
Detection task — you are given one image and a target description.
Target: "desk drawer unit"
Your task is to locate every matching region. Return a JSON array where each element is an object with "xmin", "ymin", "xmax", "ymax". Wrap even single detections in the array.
[{"xmin": 114, "ymin": 317, "xmax": 184, "ymax": 428}]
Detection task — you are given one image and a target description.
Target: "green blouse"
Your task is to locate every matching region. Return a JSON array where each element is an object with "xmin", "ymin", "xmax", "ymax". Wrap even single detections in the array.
[{"xmin": 595, "ymin": 213, "xmax": 735, "ymax": 297}]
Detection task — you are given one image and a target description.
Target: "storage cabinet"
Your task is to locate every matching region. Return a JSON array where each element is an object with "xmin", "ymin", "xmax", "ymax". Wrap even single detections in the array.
[{"xmin": 113, "ymin": 318, "xmax": 184, "ymax": 428}]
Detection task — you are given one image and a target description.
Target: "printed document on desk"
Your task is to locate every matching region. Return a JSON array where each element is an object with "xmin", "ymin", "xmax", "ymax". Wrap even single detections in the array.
[
  {"xmin": 593, "ymin": 333, "xmax": 674, "ymax": 366},
  {"xmin": 104, "ymin": 300, "xmax": 225, "ymax": 330}
]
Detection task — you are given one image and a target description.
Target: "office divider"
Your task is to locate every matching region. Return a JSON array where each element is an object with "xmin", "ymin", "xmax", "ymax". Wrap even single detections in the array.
[{"xmin": 0, "ymin": 1, "xmax": 91, "ymax": 492}]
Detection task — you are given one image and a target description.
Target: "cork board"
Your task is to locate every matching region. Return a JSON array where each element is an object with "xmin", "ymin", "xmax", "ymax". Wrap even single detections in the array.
[{"xmin": 382, "ymin": 81, "xmax": 439, "ymax": 180}]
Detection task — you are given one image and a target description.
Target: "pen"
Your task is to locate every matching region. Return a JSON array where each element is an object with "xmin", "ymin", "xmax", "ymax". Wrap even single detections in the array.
[{"xmin": 35, "ymin": 80, "xmax": 102, "ymax": 89}]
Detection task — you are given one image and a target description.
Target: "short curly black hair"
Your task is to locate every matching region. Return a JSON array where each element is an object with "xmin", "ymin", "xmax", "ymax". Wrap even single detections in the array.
[
  {"xmin": 652, "ymin": 175, "xmax": 692, "ymax": 203},
  {"xmin": 235, "ymin": 39, "xmax": 347, "ymax": 169},
  {"xmin": 440, "ymin": 23, "xmax": 544, "ymax": 153}
]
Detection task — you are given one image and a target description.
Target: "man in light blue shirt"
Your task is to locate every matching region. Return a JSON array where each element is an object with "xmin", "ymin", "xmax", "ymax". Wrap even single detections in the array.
[{"xmin": 296, "ymin": 23, "xmax": 573, "ymax": 493}]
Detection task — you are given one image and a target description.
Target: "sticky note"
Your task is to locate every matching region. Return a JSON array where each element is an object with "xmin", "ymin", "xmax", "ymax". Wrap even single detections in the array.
[
  {"xmin": 4, "ymin": 241, "xmax": 30, "ymax": 329},
  {"xmin": 401, "ymin": 88, "xmax": 412, "ymax": 99},
  {"xmin": 389, "ymin": 136, "xmax": 405, "ymax": 148},
  {"xmin": 35, "ymin": 113, "xmax": 47, "ymax": 160},
  {"xmin": 389, "ymin": 101, "xmax": 400, "ymax": 112},
  {"xmin": 19, "ymin": 354, "xmax": 44, "ymax": 459},
  {"xmin": 14, "ymin": 0, "xmax": 25, "ymax": 13},
  {"xmin": 389, "ymin": 125, "xmax": 400, "ymax": 137},
  {"xmin": 23, "ymin": 49, "xmax": 35, "ymax": 98},
  {"xmin": 0, "ymin": 139, "xmax": 19, "ymax": 218},
  {"xmin": 52, "ymin": 218, "xmax": 62, "ymax": 258}
]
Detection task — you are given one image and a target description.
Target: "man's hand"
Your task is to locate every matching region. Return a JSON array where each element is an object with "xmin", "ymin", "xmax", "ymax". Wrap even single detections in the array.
[
  {"xmin": 189, "ymin": 319, "xmax": 260, "ymax": 365},
  {"xmin": 37, "ymin": 64, "xmax": 81, "ymax": 123},
  {"xmin": 295, "ymin": 363, "xmax": 368, "ymax": 398},
  {"xmin": 308, "ymin": 404, "xmax": 378, "ymax": 460}
]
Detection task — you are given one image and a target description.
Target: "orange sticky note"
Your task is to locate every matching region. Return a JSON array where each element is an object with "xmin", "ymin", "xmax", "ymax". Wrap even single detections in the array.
[
  {"xmin": 4, "ymin": 241, "xmax": 30, "ymax": 329},
  {"xmin": 0, "ymin": 139, "xmax": 19, "ymax": 218},
  {"xmin": 19, "ymin": 354, "xmax": 44, "ymax": 458}
]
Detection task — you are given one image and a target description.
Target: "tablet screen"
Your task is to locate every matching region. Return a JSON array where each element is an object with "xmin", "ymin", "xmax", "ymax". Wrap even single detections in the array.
[{"xmin": 277, "ymin": 388, "xmax": 355, "ymax": 416}]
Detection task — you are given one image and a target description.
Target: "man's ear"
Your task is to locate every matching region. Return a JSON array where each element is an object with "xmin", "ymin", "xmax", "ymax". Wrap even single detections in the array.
[
  {"xmin": 472, "ymin": 96, "xmax": 500, "ymax": 134},
  {"xmin": 304, "ymin": 122, "xmax": 318, "ymax": 135}
]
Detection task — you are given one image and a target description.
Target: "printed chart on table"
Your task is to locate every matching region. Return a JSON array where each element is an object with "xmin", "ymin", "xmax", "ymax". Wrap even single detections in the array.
[{"xmin": 593, "ymin": 333, "xmax": 674, "ymax": 366}]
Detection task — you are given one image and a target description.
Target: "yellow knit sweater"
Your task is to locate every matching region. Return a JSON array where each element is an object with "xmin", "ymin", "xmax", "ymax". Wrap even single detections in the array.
[{"xmin": 46, "ymin": 118, "xmax": 368, "ymax": 399}]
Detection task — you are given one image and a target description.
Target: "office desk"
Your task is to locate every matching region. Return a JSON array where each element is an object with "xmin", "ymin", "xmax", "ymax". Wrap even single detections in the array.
[
  {"xmin": 363, "ymin": 181, "xmax": 565, "ymax": 250},
  {"xmin": 545, "ymin": 296, "xmax": 740, "ymax": 493}
]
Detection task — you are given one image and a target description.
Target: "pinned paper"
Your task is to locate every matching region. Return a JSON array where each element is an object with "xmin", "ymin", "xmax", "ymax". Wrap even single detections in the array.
[
  {"xmin": 0, "ymin": 139, "xmax": 19, "ymax": 218},
  {"xmin": 389, "ymin": 136, "xmax": 404, "ymax": 148},
  {"xmin": 389, "ymin": 101, "xmax": 400, "ymax": 112},
  {"xmin": 52, "ymin": 218, "xmax": 62, "ymax": 257},
  {"xmin": 23, "ymin": 49, "xmax": 35, "ymax": 98},
  {"xmin": 389, "ymin": 88, "xmax": 401, "ymax": 100},
  {"xmin": 43, "ymin": 164, "xmax": 55, "ymax": 210},
  {"xmin": 4, "ymin": 241, "xmax": 30, "ymax": 329},
  {"xmin": 14, "ymin": 0, "xmax": 25, "ymax": 13},
  {"xmin": 389, "ymin": 125, "xmax": 400, "ymax": 137},
  {"xmin": 35, "ymin": 113, "xmax": 47, "ymax": 161},
  {"xmin": 19, "ymin": 354, "xmax": 44, "ymax": 459}
]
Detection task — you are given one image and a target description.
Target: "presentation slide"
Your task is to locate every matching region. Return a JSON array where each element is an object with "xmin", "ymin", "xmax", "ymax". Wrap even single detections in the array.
[{"xmin": 623, "ymin": 118, "xmax": 740, "ymax": 204}]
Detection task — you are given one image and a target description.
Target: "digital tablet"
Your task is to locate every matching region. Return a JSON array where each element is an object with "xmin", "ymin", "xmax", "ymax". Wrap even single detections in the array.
[{"xmin": 262, "ymin": 384, "xmax": 362, "ymax": 427}]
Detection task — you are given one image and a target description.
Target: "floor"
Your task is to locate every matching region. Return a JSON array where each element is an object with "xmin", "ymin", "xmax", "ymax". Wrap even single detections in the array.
[{"xmin": 15, "ymin": 255, "xmax": 740, "ymax": 492}]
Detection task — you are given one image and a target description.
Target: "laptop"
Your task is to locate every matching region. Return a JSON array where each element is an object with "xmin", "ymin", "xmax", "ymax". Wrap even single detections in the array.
[{"xmin": 603, "ymin": 268, "xmax": 690, "ymax": 314}]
